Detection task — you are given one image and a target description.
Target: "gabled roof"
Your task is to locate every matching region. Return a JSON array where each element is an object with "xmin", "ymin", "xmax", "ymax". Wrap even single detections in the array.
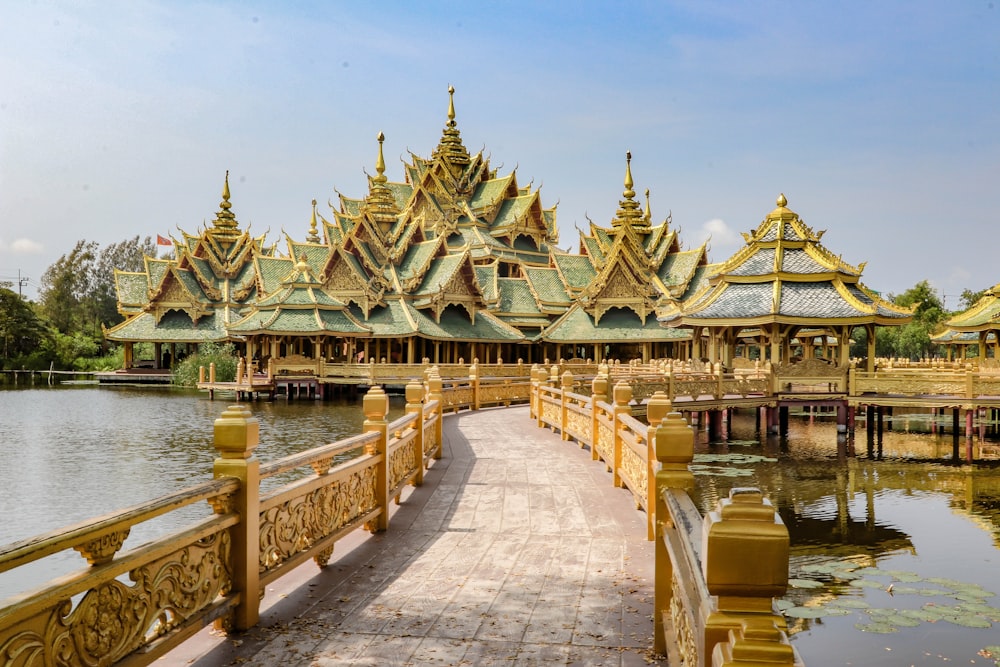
[{"xmin": 539, "ymin": 304, "xmax": 691, "ymax": 343}]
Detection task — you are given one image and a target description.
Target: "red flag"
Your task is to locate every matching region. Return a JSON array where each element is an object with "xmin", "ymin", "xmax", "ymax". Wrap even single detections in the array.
[{"xmin": 157, "ymin": 234, "xmax": 171, "ymax": 246}]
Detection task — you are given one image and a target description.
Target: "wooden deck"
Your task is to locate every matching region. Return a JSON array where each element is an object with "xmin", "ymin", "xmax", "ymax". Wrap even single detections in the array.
[{"xmin": 167, "ymin": 405, "xmax": 665, "ymax": 666}]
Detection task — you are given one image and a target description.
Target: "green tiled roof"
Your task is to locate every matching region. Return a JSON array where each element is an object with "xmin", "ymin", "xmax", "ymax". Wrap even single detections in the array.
[
  {"xmin": 497, "ymin": 278, "xmax": 542, "ymax": 315},
  {"xmin": 398, "ymin": 240, "xmax": 441, "ymax": 283},
  {"xmin": 115, "ymin": 271, "xmax": 149, "ymax": 306},
  {"xmin": 947, "ymin": 292, "xmax": 1000, "ymax": 330},
  {"xmin": 553, "ymin": 254, "xmax": 596, "ymax": 291},
  {"xmin": 657, "ymin": 249, "xmax": 702, "ymax": 288},
  {"xmin": 474, "ymin": 265, "xmax": 498, "ymax": 302},
  {"xmin": 524, "ymin": 267, "xmax": 571, "ymax": 305},
  {"xmin": 106, "ymin": 310, "xmax": 230, "ymax": 343},
  {"xmin": 582, "ymin": 236, "xmax": 604, "ymax": 262},
  {"xmin": 541, "ymin": 305, "xmax": 690, "ymax": 343},
  {"xmin": 414, "ymin": 254, "xmax": 465, "ymax": 296},
  {"xmin": 229, "ymin": 307, "xmax": 369, "ymax": 335},
  {"xmin": 489, "ymin": 194, "xmax": 534, "ymax": 231},
  {"xmin": 470, "ymin": 175, "xmax": 513, "ymax": 210},
  {"xmin": 256, "ymin": 256, "xmax": 295, "ymax": 295},
  {"xmin": 386, "ymin": 182, "xmax": 413, "ymax": 209},
  {"xmin": 174, "ymin": 269, "xmax": 210, "ymax": 302}
]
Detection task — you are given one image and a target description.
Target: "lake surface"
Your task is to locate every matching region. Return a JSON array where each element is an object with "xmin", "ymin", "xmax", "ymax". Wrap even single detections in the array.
[{"xmin": 1, "ymin": 387, "xmax": 999, "ymax": 666}]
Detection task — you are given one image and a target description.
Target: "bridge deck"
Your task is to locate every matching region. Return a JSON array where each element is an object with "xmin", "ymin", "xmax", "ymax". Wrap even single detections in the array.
[{"xmin": 171, "ymin": 405, "xmax": 665, "ymax": 666}]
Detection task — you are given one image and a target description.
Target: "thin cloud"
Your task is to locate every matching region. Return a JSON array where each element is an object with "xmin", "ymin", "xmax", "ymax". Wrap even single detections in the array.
[
  {"xmin": 0, "ymin": 239, "xmax": 45, "ymax": 254},
  {"xmin": 695, "ymin": 218, "xmax": 741, "ymax": 256}
]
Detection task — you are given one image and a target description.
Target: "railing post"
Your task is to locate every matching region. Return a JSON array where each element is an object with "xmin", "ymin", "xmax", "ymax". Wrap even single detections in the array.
[
  {"xmin": 529, "ymin": 363, "xmax": 541, "ymax": 419},
  {"xmin": 703, "ymin": 488, "xmax": 794, "ymax": 666},
  {"xmin": 212, "ymin": 404, "xmax": 261, "ymax": 631},
  {"xmin": 209, "ymin": 362, "xmax": 216, "ymax": 384},
  {"xmin": 612, "ymin": 381, "xmax": 632, "ymax": 487},
  {"xmin": 236, "ymin": 358, "xmax": 245, "ymax": 387},
  {"xmin": 560, "ymin": 370, "xmax": 574, "ymax": 440},
  {"xmin": 406, "ymin": 380, "xmax": 425, "ymax": 486},
  {"xmin": 591, "ymin": 372, "xmax": 609, "ymax": 461},
  {"xmin": 427, "ymin": 372, "xmax": 444, "ymax": 459},
  {"xmin": 363, "ymin": 386, "xmax": 390, "ymax": 532},
  {"xmin": 653, "ymin": 408, "xmax": 695, "ymax": 654},
  {"xmin": 644, "ymin": 391, "xmax": 671, "ymax": 541},
  {"xmin": 714, "ymin": 362, "xmax": 723, "ymax": 399},
  {"xmin": 470, "ymin": 361, "xmax": 480, "ymax": 410},
  {"xmin": 199, "ymin": 365, "xmax": 206, "ymax": 384}
]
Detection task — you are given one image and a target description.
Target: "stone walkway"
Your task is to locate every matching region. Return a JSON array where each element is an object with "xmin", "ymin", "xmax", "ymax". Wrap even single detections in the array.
[{"xmin": 169, "ymin": 405, "xmax": 666, "ymax": 666}]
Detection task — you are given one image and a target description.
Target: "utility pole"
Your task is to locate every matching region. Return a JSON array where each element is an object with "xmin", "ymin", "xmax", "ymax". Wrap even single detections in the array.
[{"xmin": 18, "ymin": 270, "xmax": 29, "ymax": 298}]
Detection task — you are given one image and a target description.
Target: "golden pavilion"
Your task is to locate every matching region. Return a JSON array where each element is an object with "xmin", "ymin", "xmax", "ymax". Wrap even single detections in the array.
[
  {"xmin": 657, "ymin": 194, "xmax": 912, "ymax": 371},
  {"xmin": 105, "ymin": 88, "xmax": 708, "ymax": 368}
]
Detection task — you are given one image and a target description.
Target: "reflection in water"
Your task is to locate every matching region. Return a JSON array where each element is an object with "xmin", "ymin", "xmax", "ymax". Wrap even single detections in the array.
[{"xmin": 693, "ymin": 409, "xmax": 1000, "ymax": 667}]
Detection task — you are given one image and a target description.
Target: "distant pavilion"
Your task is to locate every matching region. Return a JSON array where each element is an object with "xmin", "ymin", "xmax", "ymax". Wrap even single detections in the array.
[{"xmin": 657, "ymin": 194, "xmax": 912, "ymax": 371}]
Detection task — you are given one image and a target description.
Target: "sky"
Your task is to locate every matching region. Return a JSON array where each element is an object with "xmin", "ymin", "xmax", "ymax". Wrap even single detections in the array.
[{"xmin": 1, "ymin": 1, "xmax": 998, "ymax": 306}]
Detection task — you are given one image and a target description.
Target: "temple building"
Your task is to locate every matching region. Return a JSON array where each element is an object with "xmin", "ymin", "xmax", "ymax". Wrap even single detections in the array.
[
  {"xmin": 105, "ymin": 88, "xmax": 707, "ymax": 368},
  {"xmin": 657, "ymin": 194, "xmax": 912, "ymax": 371}
]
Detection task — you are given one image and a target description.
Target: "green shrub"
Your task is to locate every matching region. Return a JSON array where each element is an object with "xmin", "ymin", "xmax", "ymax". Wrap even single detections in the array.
[{"xmin": 173, "ymin": 342, "xmax": 238, "ymax": 386}]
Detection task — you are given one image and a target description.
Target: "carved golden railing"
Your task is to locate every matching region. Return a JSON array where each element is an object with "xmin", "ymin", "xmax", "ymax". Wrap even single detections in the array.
[
  {"xmin": 850, "ymin": 366, "xmax": 1000, "ymax": 398},
  {"xmin": 0, "ymin": 376, "xmax": 449, "ymax": 667},
  {"xmin": 528, "ymin": 367, "xmax": 801, "ymax": 666}
]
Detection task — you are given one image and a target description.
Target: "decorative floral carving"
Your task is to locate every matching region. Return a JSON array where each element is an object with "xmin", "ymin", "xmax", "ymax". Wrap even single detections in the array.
[{"xmin": 73, "ymin": 529, "xmax": 130, "ymax": 566}]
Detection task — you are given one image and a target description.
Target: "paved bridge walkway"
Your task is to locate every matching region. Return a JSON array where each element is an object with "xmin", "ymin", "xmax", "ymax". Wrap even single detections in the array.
[{"xmin": 169, "ymin": 405, "xmax": 665, "ymax": 666}]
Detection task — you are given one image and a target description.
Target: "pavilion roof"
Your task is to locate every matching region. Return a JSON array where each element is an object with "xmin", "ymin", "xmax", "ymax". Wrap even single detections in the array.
[
  {"xmin": 943, "ymin": 283, "xmax": 1000, "ymax": 332},
  {"xmin": 538, "ymin": 304, "xmax": 691, "ymax": 344},
  {"xmin": 659, "ymin": 194, "xmax": 912, "ymax": 328}
]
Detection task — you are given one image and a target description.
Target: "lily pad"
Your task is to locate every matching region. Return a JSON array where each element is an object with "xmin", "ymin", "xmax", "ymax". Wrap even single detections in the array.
[
  {"xmin": 942, "ymin": 614, "xmax": 992, "ymax": 628},
  {"xmin": 853, "ymin": 567, "xmax": 888, "ymax": 577},
  {"xmin": 855, "ymin": 622, "xmax": 898, "ymax": 634},
  {"xmin": 789, "ymin": 578, "xmax": 824, "ymax": 589},
  {"xmin": 879, "ymin": 613, "xmax": 922, "ymax": 628},
  {"xmin": 898, "ymin": 608, "xmax": 942, "ymax": 622},
  {"xmin": 828, "ymin": 599, "xmax": 871, "ymax": 609},
  {"xmin": 885, "ymin": 570, "xmax": 922, "ymax": 583},
  {"xmin": 775, "ymin": 599, "xmax": 796, "ymax": 611},
  {"xmin": 849, "ymin": 579, "xmax": 885, "ymax": 590},
  {"xmin": 784, "ymin": 606, "xmax": 828, "ymax": 619},
  {"xmin": 917, "ymin": 588, "xmax": 953, "ymax": 597}
]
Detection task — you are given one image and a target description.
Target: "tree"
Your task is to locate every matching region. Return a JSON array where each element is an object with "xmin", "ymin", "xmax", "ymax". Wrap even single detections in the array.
[
  {"xmin": 875, "ymin": 280, "xmax": 947, "ymax": 360},
  {"xmin": 958, "ymin": 287, "xmax": 987, "ymax": 312},
  {"xmin": 38, "ymin": 236, "xmax": 156, "ymax": 339},
  {"xmin": 0, "ymin": 283, "xmax": 50, "ymax": 367}
]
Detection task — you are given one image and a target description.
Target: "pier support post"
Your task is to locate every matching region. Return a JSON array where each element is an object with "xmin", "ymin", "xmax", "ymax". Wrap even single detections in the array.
[
  {"xmin": 212, "ymin": 404, "xmax": 261, "ymax": 631},
  {"xmin": 836, "ymin": 402, "xmax": 848, "ymax": 433}
]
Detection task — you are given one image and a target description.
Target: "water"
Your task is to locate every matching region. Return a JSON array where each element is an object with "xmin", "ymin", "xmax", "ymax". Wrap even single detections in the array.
[
  {"xmin": 693, "ymin": 410, "xmax": 1000, "ymax": 667},
  {"xmin": 2, "ymin": 389, "xmax": 999, "ymax": 665},
  {"xmin": 0, "ymin": 384, "xmax": 396, "ymax": 601}
]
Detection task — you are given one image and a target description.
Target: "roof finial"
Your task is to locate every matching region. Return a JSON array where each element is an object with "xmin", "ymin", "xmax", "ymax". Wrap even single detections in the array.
[
  {"xmin": 623, "ymin": 151, "xmax": 635, "ymax": 200},
  {"xmin": 644, "ymin": 188, "xmax": 651, "ymax": 220},
  {"xmin": 307, "ymin": 199, "xmax": 320, "ymax": 243},
  {"xmin": 375, "ymin": 131, "xmax": 387, "ymax": 184},
  {"xmin": 212, "ymin": 170, "xmax": 238, "ymax": 230},
  {"xmin": 777, "ymin": 193, "xmax": 787, "ymax": 208},
  {"xmin": 447, "ymin": 84, "xmax": 456, "ymax": 127}
]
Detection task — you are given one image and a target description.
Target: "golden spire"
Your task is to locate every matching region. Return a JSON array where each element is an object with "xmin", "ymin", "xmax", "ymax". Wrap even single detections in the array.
[
  {"xmin": 375, "ymin": 131, "xmax": 387, "ymax": 184},
  {"xmin": 611, "ymin": 151, "xmax": 647, "ymax": 231},
  {"xmin": 624, "ymin": 151, "xmax": 635, "ymax": 199},
  {"xmin": 306, "ymin": 199, "xmax": 320, "ymax": 243},
  {"xmin": 644, "ymin": 188, "xmax": 651, "ymax": 221},
  {"xmin": 212, "ymin": 170, "xmax": 238, "ymax": 230},
  {"xmin": 432, "ymin": 84, "xmax": 471, "ymax": 166},
  {"xmin": 447, "ymin": 84, "xmax": 456, "ymax": 128},
  {"xmin": 777, "ymin": 193, "xmax": 787, "ymax": 208},
  {"xmin": 364, "ymin": 131, "xmax": 400, "ymax": 229}
]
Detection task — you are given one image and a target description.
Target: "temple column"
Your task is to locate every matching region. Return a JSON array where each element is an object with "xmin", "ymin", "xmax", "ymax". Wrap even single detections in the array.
[{"xmin": 866, "ymin": 324, "xmax": 876, "ymax": 372}]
